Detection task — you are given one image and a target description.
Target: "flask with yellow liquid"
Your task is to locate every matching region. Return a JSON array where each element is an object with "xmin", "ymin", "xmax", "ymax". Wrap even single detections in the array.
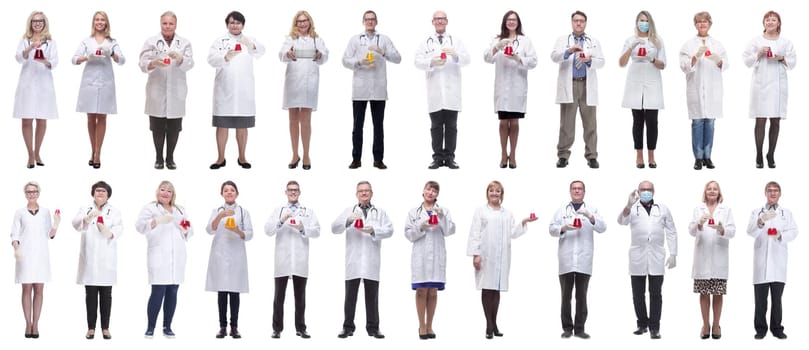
[
  {"xmin": 366, "ymin": 52, "xmax": 375, "ymax": 68},
  {"xmin": 225, "ymin": 217, "xmax": 236, "ymax": 229}
]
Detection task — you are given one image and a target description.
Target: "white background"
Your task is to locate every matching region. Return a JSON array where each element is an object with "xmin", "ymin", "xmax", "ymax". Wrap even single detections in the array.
[{"xmin": 3, "ymin": 0, "xmax": 807, "ymax": 349}]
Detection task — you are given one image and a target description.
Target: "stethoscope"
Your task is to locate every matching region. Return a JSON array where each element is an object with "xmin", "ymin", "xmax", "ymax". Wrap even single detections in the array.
[
  {"xmin": 220, "ymin": 35, "xmax": 253, "ymax": 51},
  {"xmin": 634, "ymin": 203, "xmax": 661, "ymax": 217},
  {"xmin": 566, "ymin": 33, "xmax": 594, "ymax": 50},
  {"xmin": 278, "ymin": 205, "xmax": 309, "ymax": 220},
  {"xmin": 563, "ymin": 202, "xmax": 589, "ymax": 219},
  {"xmin": 352, "ymin": 204, "xmax": 378, "ymax": 219},
  {"xmin": 26, "ymin": 39, "xmax": 49, "ymax": 50},
  {"xmin": 217, "ymin": 204, "xmax": 245, "ymax": 227},
  {"xmin": 359, "ymin": 33, "xmax": 380, "ymax": 47},
  {"xmin": 86, "ymin": 204, "xmax": 112, "ymax": 224},
  {"xmin": 414, "ymin": 203, "xmax": 441, "ymax": 218},
  {"xmin": 759, "ymin": 206, "xmax": 786, "ymax": 219},
  {"xmin": 424, "ymin": 34, "xmax": 453, "ymax": 53},
  {"xmin": 154, "ymin": 38, "xmax": 179, "ymax": 53},
  {"xmin": 152, "ymin": 202, "xmax": 184, "ymax": 216}
]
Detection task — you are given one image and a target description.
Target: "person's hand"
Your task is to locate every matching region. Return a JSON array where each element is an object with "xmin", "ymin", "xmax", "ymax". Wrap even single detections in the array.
[
  {"xmin": 14, "ymin": 245, "xmax": 23, "ymax": 261},
  {"xmin": 707, "ymin": 53, "xmax": 722, "ymax": 66},
  {"xmin": 314, "ymin": 50, "xmax": 323, "ymax": 61},
  {"xmin": 225, "ymin": 49, "xmax": 240, "ymax": 62},
  {"xmin": 431, "ymin": 56, "xmax": 446, "ymax": 67},
  {"xmin": 97, "ymin": 223, "xmax": 112, "ymax": 238},
  {"xmin": 631, "ymin": 39, "xmax": 644, "ymax": 49},
  {"xmin": 433, "ymin": 207, "xmax": 444, "ymax": 217},
  {"xmin": 368, "ymin": 44, "xmax": 384, "ymax": 55},
  {"xmin": 360, "ymin": 57, "xmax": 373, "ymax": 67},
  {"xmin": 52, "ymin": 212, "xmax": 61, "ymax": 229},
  {"xmin": 473, "ymin": 255, "xmax": 481, "ymax": 271},
  {"xmin": 696, "ymin": 46, "xmax": 707, "ymax": 58},
  {"xmin": 758, "ymin": 46, "xmax": 771, "ymax": 58},
  {"xmin": 495, "ymin": 38, "xmax": 510, "ymax": 50},
  {"xmin": 759, "ymin": 210, "xmax": 777, "ymax": 223},
  {"xmin": 286, "ymin": 47, "xmax": 297, "ymax": 61},
  {"xmin": 561, "ymin": 223, "xmax": 578, "ymax": 233},
  {"xmin": 152, "ymin": 58, "xmax": 169, "ymax": 68},
  {"xmin": 626, "ymin": 190, "xmax": 640, "ymax": 209},
  {"xmin": 698, "ymin": 212, "xmax": 711, "ymax": 226},
  {"xmin": 279, "ymin": 212, "xmax": 293, "ymax": 223},
  {"xmin": 84, "ymin": 209, "xmax": 99, "ymax": 225},
  {"xmin": 156, "ymin": 214, "xmax": 175, "ymax": 225},
  {"xmin": 568, "ymin": 43, "xmax": 583, "ymax": 54},
  {"xmin": 238, "ymin": 37, "xmax": 253, "ymax": 50},
  {"xmin": 576, "ymin": 207, "xmax": 592, "ymax": 220},
  {"xmin": 707, "ymin": 221, "xmax": 724, "ymax": 234},
  {"xmin": 441, "ymin": 47, "xmax": 457, "ymax": 58},
  {"xmin": 289, "ymin": 221, "xmax": 304, "ymax": 232},
  {"xmin": 360, "ymin": 226, "xmax": 375, "ymax": 235},
  {"xmin": 665, "ymin": 255, "xmax": 677, "ymax": 269},
  {"xmin": 347, "ymin": 212, "xmax": 363, "ymax": 226}
]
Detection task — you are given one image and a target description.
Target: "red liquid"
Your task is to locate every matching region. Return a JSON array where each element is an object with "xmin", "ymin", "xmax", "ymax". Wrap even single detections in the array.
[
  {"xmin": 573, "ymin": 218, "xmax": 582, "ymax": 228},
  {"xmin": 704, "ymin": 50, "xmax": 712, "ymax": 57},
  {"xmin": 34, "ymin": 49, "xmax": 44, "ymax": 60},
  {"xmin": 579, "ymin": 52, "xmax": 585, "ymax": 58},
  {"xmin": 180, "ymin": 220, "xmax": 190, "ymax": 229},
  {"xmin": 504, "ymin": 46, "xmax": 513, "ymax": 56},
  {"xmin": 708, "ymin": 218, "xmax": 715, "ymax": 225},
  {"xmin": 55, "ymin": 209, "xmax": 60, "ymax": 215},
  {"xmin": 440, "ymin": 52, "xmax": 447, "ymax": 60},
  {"xmin": 235, "ymin": 43, "xmax": 242, "ymax": 51},
  {"xmin": 637, "ymin": 47, "xmax": 647, "ymax": 57},
  {"xmin": 95, "ymin": 49, "xmax": 102, "ymax": 56},
  {"xmin": 429, "ymin": 214, "xmax": 439, "ymax": 225},
  {"xmin": 96, "ymin": 216, "xmax": 104, "ymax": 224},
  {"xmin": 354, "ymin": 218, "xmax": 364, "ymax": 229},
  {"xmin": 530, "ymin": 213, "xmax": 536, "ymax": 220},
  {"xmin": 290, "ymin": 219, "xmax": 296, "ymax": 225},
  {"xmin": 163, "ymin": 57, "xmax": 171, "ymax": 64},
  {"xmin": 768, "ymin": 228, "xmax": 777, "ymax": 236},
  {"xmin": 766, "ymin": 49, "xmax": 773, "ymax": 58}
]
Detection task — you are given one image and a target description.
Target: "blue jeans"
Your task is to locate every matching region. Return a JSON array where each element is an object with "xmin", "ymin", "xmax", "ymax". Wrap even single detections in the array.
[
  {"xmin": 691, "ymin": 119, "xmax": 715, "ymax": 159},
  {"xmin": 147, "ymin": 284, "xmax": 179, "ymax": 331}
]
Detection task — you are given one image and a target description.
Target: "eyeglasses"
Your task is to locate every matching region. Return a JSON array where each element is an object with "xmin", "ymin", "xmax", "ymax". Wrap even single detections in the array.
[
  {"xmin": 296, "ymin": 19, "xmax": 309, "ymax": 23},
  {"xmin": 25, "ymin": 191, "xmax": 39, "ymax": 195},
  {"xmin": 286, "ymin": 188, "xmax": 300, "ymax": 193},
  {"xmin": 433, "ymin": 17, "xmax": 447, "ymax": 22},
  {"xmin": 31, "ymin": 19, "xmax": 46, "ymax": 24},
  {"xmin": 363, "ymin": 18, "xmax": 377, "ymax": 22},
  {"xmin": 766, "ymin": 189, "xmax": 781, "ymax": 193},
  {"xmin": 506, "ymin": 18, "xmax": 519, "ymax": 23},
  {"xmin": 357, "ymin": 189, "xmax": 371, "ymax": 194}
]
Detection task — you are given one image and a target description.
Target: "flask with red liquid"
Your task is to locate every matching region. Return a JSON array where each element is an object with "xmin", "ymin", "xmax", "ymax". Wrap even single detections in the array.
[
  {"xmin": 708, "ymin": 218, "xmax": 715, "ymax": 225},
  {"xmin": 704, "ymin": 49, "xmax": 712, "ymax": 57},
  {"xmin": 766, "ymin": 48, "xmax": 773, "ymax": 58},
  {"xmin": 354, "ymin": 218, "xmax": 364, "ymax": 229},
  {"xmin": 55, "ymin": 209, "xmax": 61, "ymax": 215},
  {"xmin": 34, "ymin": 49, "xmax": 45, "ymax": 60},
  {"xmin": 95, "ymin": 48, "xmax": 102, "ymax": 56},
  {"xmin": 767, "ymin": 227, "xmax": 777, "ymax": 236},
  {"xmin": 234, "ymin": 43, "xmax": 242, "ymax": 51},
  {"xmin": 440, "ymin": 52, "xmax": 447, "ymax": 60},
  {"xmin": 290, "ymin": 219, "xmax": 297, "ymax": 225},
  {"xmin": 429, "ymin": 214, "xmax": 439, "ymax": 225},
  {"xmin": 530, "ymin": 212, "xmax": 536, "ymax": 220},
  {"xmin": 163, "ymin": 57, "xmax": 171, "ymax": 64},
  {"xmin": 180, "ymin": 220, "xmax": 190, "ymax": 229},
  {"xmin": 96, "ymin": 216, "xmax": 104, "ymax": 224},
  {"xmin": 573, "ymin": 218, "xmax": 582, "ymax": 228},
  {"xmin": 504, "ymin": 45, "xmax": 513, "ymax": 56},
  {"xmin": 579, "ymin": 52, "xmax": 585, "ymax": 59},
  {"xmin": 637, "ymin": 47, "xmax": 647, "ymax": 57}
]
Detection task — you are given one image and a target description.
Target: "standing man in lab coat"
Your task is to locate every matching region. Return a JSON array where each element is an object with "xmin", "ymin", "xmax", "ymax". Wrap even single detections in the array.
[
  {"xmin": 265, "ymin": 180, "xmax": 320, "ymax": 339},
  {"xmin": 618, "ymin": 180, "xmax": 677, "ymax": 339},
  {"xmin": 343, "ymin": 10, "xmax": 402, "ymax": 170},
  {"xmin": 551, "ymin": 11, "xmax": 604, "ymax": 169},
  {"xmin": 332, "ymin": 181, "xmax": 393, "ymax": 339},
  {"xmin": 415, "ymin": 10, "xmax": 470, "ymax": 170},
  {"xmin": 549, "ymin": 180, "xmax": 606, "ymax": 339},
  {"xmin": 747, "ymin": 181, "xmax": 797, "ymax": 340}
]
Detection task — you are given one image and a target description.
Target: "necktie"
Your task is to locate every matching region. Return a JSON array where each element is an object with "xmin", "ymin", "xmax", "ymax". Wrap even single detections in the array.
[{"xmin": 438, "ymin": 35, "xmax": 443, "ymax": 44}]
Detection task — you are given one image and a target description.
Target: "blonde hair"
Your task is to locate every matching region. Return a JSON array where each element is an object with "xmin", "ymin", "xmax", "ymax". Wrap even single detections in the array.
[
  {"xmin": 486, "ymin": 181, "xmax": 504, "ymax": 203},
  {"xmin": 635, "ymin": 10, "xmax": 660, "ymax": 48},
  {"xmin": 161, "ymin": 10, "xmax": 177, "ymax": 21},
  {"xmin": 24, "ymin": 181, "xmax": 41, "ymax": 193},
  {"xmin": 154, "ymin": 180, "xmax": 177, "ymax": 207},
  {"xmin": 89, "ymin": 11, "xmax": 113, "ymax": 40},
  {"xmin": 702, "ymin": 181, "xmax": 723, "ymax": 203},
  {"xmin": 24, "ymin": 11, "xmax": 52, "ymax": 41},
  {"xmin": 693, "ymin": 11, "xmax": 712, "ymax": 25},
  {"xmin": 289, "ymin": 10, "xmax": 318, "ymax": 39}
]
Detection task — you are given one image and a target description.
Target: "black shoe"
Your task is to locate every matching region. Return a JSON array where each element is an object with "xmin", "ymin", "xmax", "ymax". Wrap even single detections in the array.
[
  {"xmin": 92, "ymin": 162, "xmax": 101, "ymax": 169},
  {"xmin": 85, "ymin": 330, "xmax": 95, "ymax": 339},
  {"xmin": 36, "ymin": 161, "xmax": 44, "ymax": 166},
  {"xmin": 419, "ymin": 334, "xmax": 429, "ymax": 340},
  {"xmin": 337, "ymin": 329, "xmax": 353, "ymax": 338},
  {"xmin": 230, "ymin": 328, "xmax": 241, "ymax": 339},
  {"xmin": 373, "ymin": 161, "xmax": 388, "ymax": 169},
  {"xmin": 289, "ymin": 157, "xmax": 300, "ymax": 169},
  {"xmin": 166, "ymin": 161, "xmax": 177, "ymax": 170},
  {"xmin": 216, "ymin": 328, "xmax": 226, "ymax": 339},
  {"xmin": 210, "ymin": 159, "xmax": 226, "ymax": 169},
  {"xmin": 427, "ymin": 333, "xmax": 436, "ymax": 339},
  {"xmin": 88, "ymin": 159, "xmax": 94, "ymax": 167},
  {"xmin": 587, "ymin": 159, "xmax": 599, "ymax": 169},
  {"xmin": 711, "ymin": 333, "xmax": 721, "ymax": 339},
  {"xmin": 237, "ymin": 159, "xmax": 252, "ymax": 169},
  {"xmin": 348, "ymin": 160, "xmax": 361, "ymax": 169},
  {"xmin": 445, "ymin": 160, "xmax": 460, "ymax": 169},
  {"xmin": 574, "ymin": 331, "xmax": 590, "ymax": 339},
  {"xmin": 428, "ymin": 160, "xmax": 443, "ymax": 169},
  {"xmin": 648, "ymin": 162, "xmax": 657, "ymax": 169},
  {"xmin": 561, "ymin": 330, "xmax": 573, "ymax": 338},
  {"xmin": 694, "ymin": 159, "xmax": 702, "ymax": 170},
  {"xmin": 756, "ymin": 154, "xmax": 764, "ymax": 168},
  {"xmin": 773, "ymin": 332, "xmax": 787, "ymax": 339},
  {"xmin": 636, "ymin": 162, "xmax": 645, "ymax": 169},
  {"xmin": 296, "ymin": 330, "xmax": 310, "ymax": 339},
  {"xmin": 766, "ymin": 153, "xmax": 775, "ymax": 168},
  {"xmin": 27, "ymin": 163, "xmax": 35, "ymax": 169},
  {"xmin": 499, "ymin": 159, "xmax": 507, "ymax": 168},
  {"xmin": 302, "ymin": 164, "xmax": 311, "ymax": 170},
  {"xmin": 493, "ymin": 330, "xmax": 503, "ymax": 337},
  {"xmin": 650, "ymin": 330, "xmax": 661, "ymax": 339},
  {"xmin": 556, "ymin": 157, "xmax": 568, "ymax": 168},
  {"xmin": 703, "ymin": 159, "xmax": 715, "ymax": 169},
  {"xmin": 102, "ymin": 330, "xmax": 111, "ymax": 340},
  {"xmin": 485, "ymin": 333, "xmax": 493, "ymax": 339},
  {"xmin": 754, "ymin": 333, "xmax": 766, "ymax": 339},
  {"xmin": 271, "ymin": 331, "xmax": 280, "ymax": 339},
  {"xmin": 633, "ymin": 327, "xmax": 647, "ymax": 335},
  {"xmin": 368, "ymin": 331, "xmax": 385, "ymax": 339},
  {"xmin": 155, "ymin": 161, "xmax": 165, "ymax": 169}
]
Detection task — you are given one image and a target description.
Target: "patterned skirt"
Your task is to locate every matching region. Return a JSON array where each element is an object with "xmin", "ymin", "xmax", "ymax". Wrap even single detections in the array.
[{"xmin": 693, "ymin": 278, "xmax": 727, "ymax": 295}]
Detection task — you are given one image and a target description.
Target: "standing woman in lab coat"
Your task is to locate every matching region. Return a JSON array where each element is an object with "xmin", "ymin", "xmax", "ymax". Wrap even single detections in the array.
[
  {"xmin": 688, "ymin": 181, "xmax": 735, "ymax": 339},
  {"xmin": 679, "ymin": 12, "xmax": 728, "ymax": 171},
  {"xmin": 72, "ymin": 11, "xmax": 125, "ymax": 169},
  {"xmin": 467, "ymin": 181, "xmax": 536, "ymax": 339},
  {"xmin": 619, "ymin": 10, "xmax": 666, "ymax": 169},
  {"xmin": 11, "ymin": 182, "xmax": 59, "ymax": 338},
  {"xmin": 405, "ymin": 181, "xmax": 456, "ymax": 339},
  {"xmin": 280, "ymin": 10, "xmax": 328, "ymax": 170},
  {"xmin": 207, "ymin": 11, "xmax": 266, "ymax": 170},
  {"xmin": 135, "ymin": 180, "xmax": 193, "ymax": 338},
  {"xmin": 483, "ymin": 10, "xmax": 537, "ymax": 169},
  {"xmin": 14, "ymin": 11, "xmax": 58, "ymax": 169},
  {"xmin": 742, "ymin": 11, "xmax": 797, "ymax": 169},
  {"xmin": 205, "ymin": 180, "xmax": 253, "ymax": 339},
  {"xmin": 71, "ymin": 180, "xmax": 123, "ymax": 340},
  {"xmin": 138, "ymin": 11, "xmax": 194, "ymax": 170}
]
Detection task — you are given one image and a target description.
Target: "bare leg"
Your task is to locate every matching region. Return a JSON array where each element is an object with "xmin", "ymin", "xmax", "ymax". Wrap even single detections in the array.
[
  {"xmin": 416, "ymin": 288, "xmax": 427, "ymax": 335},
  {"xmin": 87, "ymin": 114, "xmax": 97, "ymax": 161},
  {"xmin": 22, "ymin": 284, "xmax": 33, "ymax": 334},
  {"xmin": 636, "ymin": 149, "xmax": 644, "ymax": 165},
  {"xmin": 498, "ymin": 120, "xmax": 508, "ymax": 165},
  {"xmin": 647, "ymin": 149, "xmax": 655, "ymax": 165},
  {"xmin": 426, "ymin": 288, "xmax": 438, "ymax": 334},
  {"xmin": 32, "ymin": 283, "xmax": 44, "ymax": 334},
  {"xmin": 22, "ymin": 120, "xmax": 35, "ymax": 164},
  {"xmin": 236, "ymin": 128, "xmax": 248, "ymax": 163},
  {"xmin": 214, "ymin": 127, "xmax": 228, "ymax": 163},
  {"xmin": 508, "ymin": 120, "xmax": 519, "ymax": 165},
  {"xmin": 34, "ymin": 119, "xmax": 47, "ymax": 163},
  {"xmin": 288, "ymin": 109, "xmax": 301, "ymax": 163},
  {"xmin": 699, "ymin": 294, "xmax": 710, "ymax": 335},
  {"xmin": 711, "ymin": 294, "xmax": 723, "ymax": 334},
  {"xmin": 300, "ymin": 108, "xmax": 313, "ymax": 165},
  {"xmin": 89, "ymin": 114, "xmax": 107, "ymax": 163}
]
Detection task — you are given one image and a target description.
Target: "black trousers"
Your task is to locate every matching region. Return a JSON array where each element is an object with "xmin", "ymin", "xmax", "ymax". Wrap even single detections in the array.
[
  {"xmin": 352, "ymin": 100, "xmax": 386, "ymax": 161},
  {"xmin": 273, "ymin": 276, "xmax": 307, "ymax": 332},
  {"xmin": 754, "ymin": 282, "xmax": 786, "ymax": 335},
  {"xmin": 631, "ymin": 109, "xmax": 658, "ymax": 150},
  {"xmin": 631, "ymin": 275, "xmax": 663, "ymax": 331},
  {"xmin": 342, "ymin": 278, "xmax": 380, "ymax": 333},
  {"xmin": 85, "ymin": 285, "xmax": 112, "ymax": 330},
  {"xmin": 217, "ymin": 291, "xmax": 240, "ymax": 328},
  {"xmin": 149, "ymin": 116, "xmax": 182, "ymax": 162},
  {"xmin": 429, "ymin": 109, "xmax": 458, "ymax": 162},
  {"xmin": 559, "ymin": 272, "xmax": 590, "ymax": 333}
]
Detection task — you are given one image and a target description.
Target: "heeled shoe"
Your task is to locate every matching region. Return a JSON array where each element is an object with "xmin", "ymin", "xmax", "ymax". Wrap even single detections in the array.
[
  {"xmin": 508, "ymin": 158, "xmax": 517, "ymax": 169},
  {"xmin": 756, "ymin": 154, "xmax": 764, "ymax": 168},
  {"xmin": 711, "ymin": 325, "xmax": 721, "ymax": 339},
  {"xmin": 25, "ymin": 325, "xmax": 33, "ymax": 338},
  {"xmin": 648, "ymin": 162, "xmax": 657, "ymax": 169},
  {"xmin": 288, "ymin": 157, "xmax": 300, "ymax": 169},
  {"xmin": 210, "ymin": 159, "xmax": 226, "ymax": 169},
  {"xmin": 766, "ymin": 153, "xmax": 775, "ymax": 168},
  {"xmin": 302, "ymin": 164, "xmax": 311, "ymax": 170},
  {"xmin": 86, "ymin": 330, "xmax": 95, "ymax": 339},
  {"xmin": 92, "ymin": 162, "xmax": 101, "ymax": 169},
  {"xmin": 701, "ymin": 325, "xmax": 710, "ymax": 339},
  {"xmin": 27, "ymin": 163, "xmax": 35, "ymax": 169},
  {"xmin": 102, "ymin": 329, "xmax": 111, "ymax": 340},
  {"xmin": 36, "ymin": 161, "xmax": 44, "ymax": 166},
  {"xmin": 427, "ymin": 333, "xmax": 436, "ymax": 339},
  {"xmin": 636, "ymin": 162, "xmax": 645, "ymax": 169},
  {"xmin": 237, "ymin": 159, "xmax": 252, "ymax": 169},
  {"xmin": 499, "ymin": 162, "xmax": 507, "ymax": 169},
  {"xmin": 88, "ymin": 159, "xmax": 95, "ymax": 167}
]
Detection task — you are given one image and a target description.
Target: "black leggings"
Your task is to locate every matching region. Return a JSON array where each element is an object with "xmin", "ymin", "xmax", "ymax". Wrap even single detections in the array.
[
  {"xmin": 632, "ymin": 109, "xmax": 658, "ymax": 150},
  {"xmin": 149, "ymin": 116, "xmax": 182, "ymax": 162}
]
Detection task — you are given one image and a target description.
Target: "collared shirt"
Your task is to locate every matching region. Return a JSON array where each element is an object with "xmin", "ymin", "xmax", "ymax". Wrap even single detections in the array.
[{"xmin": 564, "ymin": 33, "xmax": 590, "ymax": 78}]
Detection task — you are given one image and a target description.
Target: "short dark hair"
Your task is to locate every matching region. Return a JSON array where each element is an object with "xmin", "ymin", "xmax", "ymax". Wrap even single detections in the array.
[
  {"xmin": 226, "ymin": 11, "xmax": 245, "ymax": 25},
  {"xmin": 221, "ymin": 180, "xmax": 239, "ymax": 194},
  {"xmin": 424, "ymin": 181, "xmax": 440, "ymax": 193},
  {"xmin": 572, "ymin": 10, "xmax": 587, "ymax": 21},
  {"xmin": 92, "ymin": 181, "xmax": 112, "ymax": 198},
  {"xmin": 569, "ymin": 180, "xmax": 585, "ymax": 191}
]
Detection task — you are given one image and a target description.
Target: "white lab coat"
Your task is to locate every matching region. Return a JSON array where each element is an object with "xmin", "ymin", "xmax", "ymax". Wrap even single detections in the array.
[
  {"xmin": 205, "ymin": 203, "xmax": 253, "ymax": 293},
  {"xmin": 11, "ymin": 207, "xmax": 53, "ymax": 283},
  {"xmin": 208, "ymin": 33, "xmax": 265, "ymax": 116},
  {"xmin": 72, "ymin": 37, "xmax": 125, "ymax": 114},
  {"xmin": 280, "ymin": 35, "xmax": 329, "ymax": 110},
  {"xmin": 342, "ymin": 31, "xmax": 401, "ymax": 100},
  {"xmin": 71, "ymin": 203, "xmax": 124, "ymax": 286},
  {"xmin": 331, "ymin": 204, "xmax": 393, "ymax": 281},
  {"xmin": 483, "ymin": 35, "xmax": 538, "ymax": 113},
  {"xmin": 404, "ymin": 204, "xmax": 456, "ymax": 284},
  {"xmin": 135, "ymin": 203, "xmax": 193, "ymax": 284},
  {"xmin": 14, "ymin": 39, "xmax": 58, "ymax": 119},
  {"xmin": 467, "ymin": 205, "xmax": 527, "ymax": 291},
  {"xmin": 617, "ymin": 202, "xmax": 677, "ymax": 276},
  {"xmin": 742, "ymin": 35, "xmax": 797, "ymax": 119},
  {"xmin": 265, "ymin": 203, "xmax": 321, "ymax": 278},
  {"xmin": 551, "ymin": 33, "xmax": 605, "ymax": 106},
  {"xmin": 621, "ymin": 35, "xmax": 666, "ymax": 109},
  {"xmin": 679, "ymin": 36, "xmax": 728, "ymax": 119},
  {"xmin": 414, "ymin": 33, "xmax": 470, "ymax": 113},
  {"xmin": 746, "ymin": 205, "xmax": 798, "ymax": 284},
  {"xmin": 687, "ymin": 203, "xmax": 735, "ymax": 279},
  {"xmin": 139, "ymin": 34, "xmax": 194, "ymax": 118},
  {"xmin": 548, "ymin": 203, "xmax": 607, "ymax": 275}
]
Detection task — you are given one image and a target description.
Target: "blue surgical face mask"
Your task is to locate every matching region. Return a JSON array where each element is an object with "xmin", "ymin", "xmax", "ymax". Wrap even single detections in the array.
[
  {"xmin": 637, "ymin": 21, "xmax": 650, "ymax": 33},
  {"xmin": 639, "ymin": 191, "xmax": 653, "ymax": 203}
]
